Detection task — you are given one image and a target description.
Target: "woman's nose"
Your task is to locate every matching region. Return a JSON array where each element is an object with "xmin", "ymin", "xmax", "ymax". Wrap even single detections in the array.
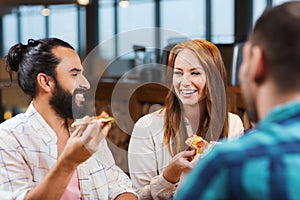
[{"xmin": 181, "ymin": 75, "xmax": 192, "ymax": 86}]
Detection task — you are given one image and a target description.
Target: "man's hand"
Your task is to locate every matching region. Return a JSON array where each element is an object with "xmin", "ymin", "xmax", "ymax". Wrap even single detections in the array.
[
  {"xmin": 25, "ymin": 117, "xmax": 111, "ymax": 199},
  {"xmin": 62, "ymin": 116, "xmax": 111, "ymax": 166}
]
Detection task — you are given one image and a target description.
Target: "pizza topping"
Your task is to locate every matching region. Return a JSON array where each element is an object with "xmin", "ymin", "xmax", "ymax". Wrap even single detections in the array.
[
  {"xmin": 71, "ymin": 111, "xmax": 114, "ymax": 127},
  {"xmin": 185, "ymin": 135, "xmax": 208, "ymax": 154},
  {"xmin": 96, "ymin": 111, "xmax": 115, "ymax": 123}
]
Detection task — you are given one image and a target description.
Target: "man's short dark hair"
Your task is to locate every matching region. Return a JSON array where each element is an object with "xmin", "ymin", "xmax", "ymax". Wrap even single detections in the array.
[{"xmin": 250, "ymin": 2, "xmax": 300, "ymax": 93}]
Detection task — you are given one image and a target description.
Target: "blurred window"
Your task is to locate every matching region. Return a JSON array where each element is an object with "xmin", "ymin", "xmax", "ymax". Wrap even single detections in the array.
[
  {"xmin": 99, "ymin": 1, "xmax": 114, "ymax": 43},
  {"xmin": 272, "ymin": 0, "xmax": 293, "ymax": 6},
  {"xmin": 19, "ymin": 5, "xmax": 45, "ymax": 43},
  {"xmin": 49, "ymin": 4, "xmax": 79, "ymax": 51},
  {"xmin": 161, "ymin": 0, "xmax": 206, "ymax": 47},
  {"xmin": 2, "ymin": 10, "xmax": 18, "ymax": 55},
  {"xmin": 118, "ymin": 0, "xmax": 155, "ymax": 58},
  {"xmin": 253, "ymin": 0, "xmax": 268, "ymax": 25},
  {"xmin": 211, "ymin": 0, "xmax": 234, "ymax": 43}
]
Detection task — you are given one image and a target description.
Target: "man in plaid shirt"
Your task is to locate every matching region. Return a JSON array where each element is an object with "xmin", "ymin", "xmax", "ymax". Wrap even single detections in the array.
[{"xmin": 0, "ymin": 38, "xmax": 137, "ymax": 200}]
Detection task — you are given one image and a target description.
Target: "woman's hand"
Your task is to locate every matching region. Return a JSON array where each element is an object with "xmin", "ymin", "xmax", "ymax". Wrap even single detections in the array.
[{"xmin": 163, "ymin": 150, "xmax": 197, "ymax": 184}]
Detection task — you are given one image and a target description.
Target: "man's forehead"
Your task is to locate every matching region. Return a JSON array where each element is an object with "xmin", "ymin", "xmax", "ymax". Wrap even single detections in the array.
[
  {"xmin": 52, "ymin": 47, "xmax": 83, "ymax": 72},
  {"xmin": 52, "ymin": 46, "xmax": 74, "ymax": 56}
]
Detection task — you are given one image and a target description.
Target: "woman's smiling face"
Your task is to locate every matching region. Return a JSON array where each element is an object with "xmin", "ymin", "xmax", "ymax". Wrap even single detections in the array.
[{"xmin": 172, "ymin": 48, "xmax": 206, "ymax": 107}]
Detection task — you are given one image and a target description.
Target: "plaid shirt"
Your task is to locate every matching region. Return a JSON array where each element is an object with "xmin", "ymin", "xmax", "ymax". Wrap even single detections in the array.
[
  {"xmin": 175, "ymin": 100, "xmax": 300, "ymax": 200},
  {"xmin": 0, "ymin": 102, "xmax": 135, "ymax": 200}
]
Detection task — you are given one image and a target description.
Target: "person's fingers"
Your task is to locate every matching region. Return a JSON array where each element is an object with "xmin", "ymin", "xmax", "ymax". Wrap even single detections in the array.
[
  {"xmin": 190, "ymin": 154, "xmax": 201, "ymax": 166},
  {"xmin": 91, "ymin": 121, "xmax": 111, "ymax": 142},
  {"xmin": 85, "ymin": 121, "xmax": 100, "ymax": 139},
  {"xmin": 71, "ymin": 116, "xmax": 90, "ymax": 136},
  {"xmin": 180, "ymin": 149, "xmax": 196, "ymax": 158},
  {"xmin": 100, "ymin": 122, "xmax": 111, "ymax": 137},
  {"xmin": 71, "ymin": 128, "xmax": 81, "ymax": 137}
]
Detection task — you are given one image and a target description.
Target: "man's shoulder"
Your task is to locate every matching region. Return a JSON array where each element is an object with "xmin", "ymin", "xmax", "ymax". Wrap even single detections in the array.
[
  {"xmin": 209, "ymin": 130, "xmax": 272, "ymax": 163},
  {"xmin": 0, "ymin": 104, "xmax": 38, "ymax": 132},
  {"xmin": 0, "ymin": 114, "xmax": 30, "ymax": 148},
  {"xmin": 0, "ymin": 113, "xmax": 26, "ymax": 130},
  {"xmin": 210, "ymin": 124, "xmax": 300, "ymax": 167},
  {"xmin": 0, "ymin": 112, "xmax": 35, "ymax": 141}
]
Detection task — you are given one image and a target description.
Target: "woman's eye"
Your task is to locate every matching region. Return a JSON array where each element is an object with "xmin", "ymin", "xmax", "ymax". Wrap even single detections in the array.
[
  {"xmin": 191, "ymin": 71, "xmax": 201, "ymax": 75},
  {"xmin": 72, "ymin": 73, "xmax": 78, "ymax": 77},
  {"xmin": 174, "ymin": 71, "xmax": 183, "ymax": 76}
]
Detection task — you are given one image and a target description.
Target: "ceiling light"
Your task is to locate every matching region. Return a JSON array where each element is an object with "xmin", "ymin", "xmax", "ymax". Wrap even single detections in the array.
[
  {"xmin": 41, "ymin": 7, "xmax": 50, "ymax": 16},
  {"xmin": 119, "ymin": 0, "xmax": 130, "ymax": 8},
  {"xmin": 78, "ymin": 0, "xmax": 90, "ymax": 6}
]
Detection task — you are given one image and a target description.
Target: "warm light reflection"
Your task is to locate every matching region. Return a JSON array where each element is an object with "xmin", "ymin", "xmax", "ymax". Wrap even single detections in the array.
[
  {"xmin": 41, "ymin": 8, "xmax": 50, "ymax": 16},
  {"xmin": 78, "ymin": 0, "xmax": 90, "ymax": 6},
  {"xmin": 4, "ymin": 111, "xmax": 12, "ymax": 120},
  {"xmin": 119, "ymin": 0, "xmax": 130, "ymax": 8}
]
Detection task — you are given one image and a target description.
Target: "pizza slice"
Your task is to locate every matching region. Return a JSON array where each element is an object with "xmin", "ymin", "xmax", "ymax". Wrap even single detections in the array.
[
  {"xmin": 185, "ymin": 134, "xmax": 209, "ymax": 155},
  {"xmin": 71, "ymin": 111, "xmax": 114, "ymax": 127},
  {"xmin": 95, "ymin": 111, "xmax": 115, "ymax": 123}
]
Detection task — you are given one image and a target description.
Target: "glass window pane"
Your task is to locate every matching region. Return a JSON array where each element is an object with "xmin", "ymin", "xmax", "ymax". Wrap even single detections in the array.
[
  {"xmin": 20, "ymin": 5, "xmax": 46, "ymax": 43},
  {"xmin": 211, "ymin": 0, "xmax": 234, "ymax": 43},
  {"xmin": 49, "ymin": 4, "xmax": 78, "ymax": 51},
  {"xmin": 253, "ymin": 0, "xmax": 267, "ymax": 25},
  {"xmin": 118, "ymin": 1, "xmax": 155, "ymax": 58},
  {"xmin": 272, "ymin": 0, "xmax": 294, "ymax": 6},
  {"xmin": 98, "ymin": 1, "xmax": 115, "ymax": 59},
  {"xmin": 161, "ymin": 0, "xmax": 206, "ymax": 47},
  {"xmin": 99, "ymin": 1, "xmax": 114, "ymax": 43},
  {"xmin": 2, "ymin": 10, "xmax": 18, "ymax": 56},
  {"xmin": 118, "ymin": 1, "xmax": 154, "ymax": 33}
]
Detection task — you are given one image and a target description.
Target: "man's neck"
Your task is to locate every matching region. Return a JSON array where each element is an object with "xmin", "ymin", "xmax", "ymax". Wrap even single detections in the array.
[
  {"xmin": 257, "ymin": 82, "xmax": 300, "ymax": 120},
  {"xmin": 32, "ymin": 99, "xmax": 69, "ymax": 134}
]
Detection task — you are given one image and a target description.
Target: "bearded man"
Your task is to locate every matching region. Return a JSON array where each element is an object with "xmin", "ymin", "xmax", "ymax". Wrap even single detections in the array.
[{"xmin": 0, "ymin": 38, "xmax": 137, "ymax": 200}]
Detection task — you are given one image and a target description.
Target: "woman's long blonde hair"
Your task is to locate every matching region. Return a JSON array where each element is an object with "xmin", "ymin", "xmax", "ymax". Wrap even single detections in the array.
[{"xmin": 163, "ymin": 40, "xmax": 229, "ymax": 156}]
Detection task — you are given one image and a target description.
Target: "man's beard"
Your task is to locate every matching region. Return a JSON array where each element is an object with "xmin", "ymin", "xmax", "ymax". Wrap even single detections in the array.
[
  {"xmin": 244, "ymin": 97, "xmax": 258, "ymax": 123},
  {"xmin": 49, "ymin": 81, "xmax": 89, "ymax": 119},
  {"xmin": 240, "ymin": 78, "xmax": 258, "ymax": 123}
]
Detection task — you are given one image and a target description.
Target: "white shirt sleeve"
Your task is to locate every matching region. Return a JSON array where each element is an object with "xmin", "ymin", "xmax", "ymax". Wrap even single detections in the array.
[
  {"xmin": 228, "ymin": 112, "xmax": 245, "ymax": 140},
  {"xmin": 128, "ymin": 114, "xmax": 177, "ymax": 200}
]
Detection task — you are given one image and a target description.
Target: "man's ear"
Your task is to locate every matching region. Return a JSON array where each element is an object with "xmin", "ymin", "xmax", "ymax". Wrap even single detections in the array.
[
  {"xmin": 36, "ymin": 73, "xmax": 54, "ymax": 92},
  {"xmin": 251, "ymin": 46, "xmax": 267, "ymax": 85}
]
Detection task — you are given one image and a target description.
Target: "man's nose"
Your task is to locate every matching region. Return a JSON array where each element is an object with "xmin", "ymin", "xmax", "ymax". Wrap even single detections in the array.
[{"xmin": 78, "ymin": 74, "xmax": 90, "ymax": 90}]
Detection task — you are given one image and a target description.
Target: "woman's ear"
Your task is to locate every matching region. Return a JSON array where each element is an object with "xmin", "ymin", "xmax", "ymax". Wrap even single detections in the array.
[{"xmin": 36, "ymin": 73, "xmax": 54, "ymax": 93}]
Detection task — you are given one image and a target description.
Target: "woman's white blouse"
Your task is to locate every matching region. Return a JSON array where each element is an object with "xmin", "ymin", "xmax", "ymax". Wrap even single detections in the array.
[{"xmin": 128, "ymin": 109, "xmax": 244, "ymax": 200}]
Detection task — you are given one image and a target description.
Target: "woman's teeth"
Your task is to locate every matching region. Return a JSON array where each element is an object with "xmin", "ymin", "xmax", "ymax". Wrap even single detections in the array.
[{"xmin": 181, "ymin": 90, "xmax": 197, "ymax": 95}]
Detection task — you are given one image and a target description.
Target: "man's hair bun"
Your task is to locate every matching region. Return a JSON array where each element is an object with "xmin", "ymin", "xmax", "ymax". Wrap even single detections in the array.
[{"xmin": 6, "ymin": 43, "xmax": 28, "ymax": 72}]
